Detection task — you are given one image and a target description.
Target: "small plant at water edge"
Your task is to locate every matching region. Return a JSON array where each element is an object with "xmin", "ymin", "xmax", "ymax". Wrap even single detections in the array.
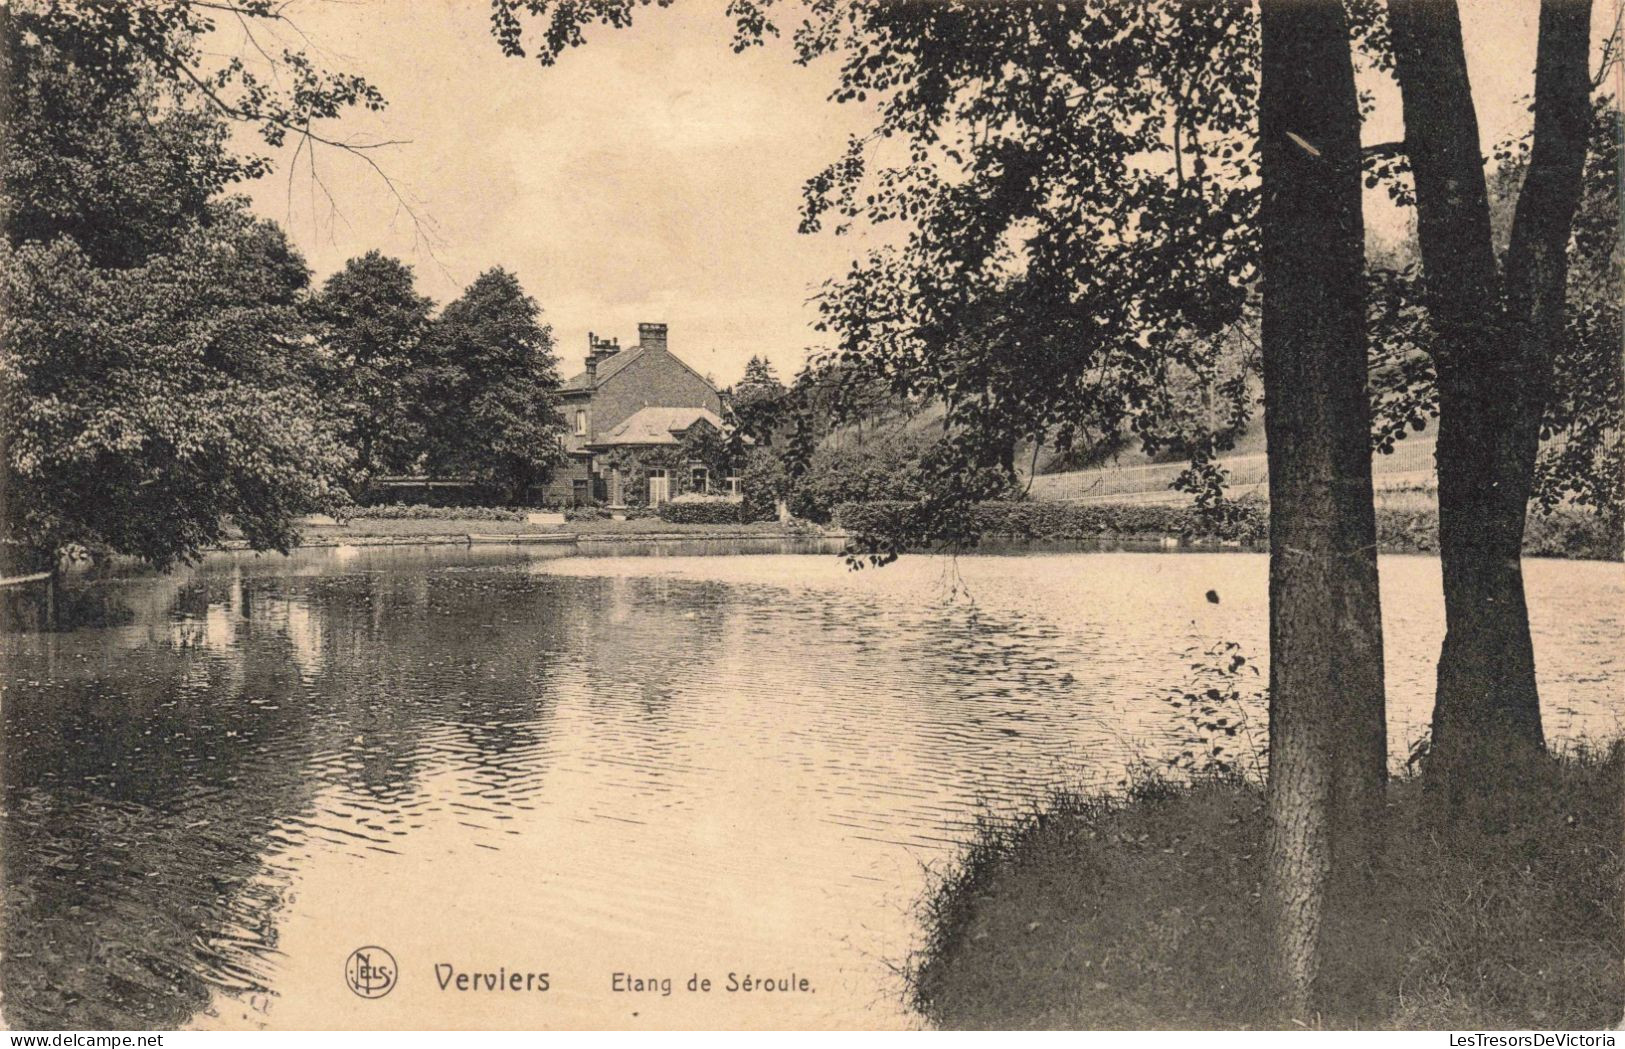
[{"xmin": 1160, "ymin": 641, "xmax": 1267, "ymax": 780}]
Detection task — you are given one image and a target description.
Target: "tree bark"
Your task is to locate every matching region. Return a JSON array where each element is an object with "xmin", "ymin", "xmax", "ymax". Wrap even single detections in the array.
[
  {"xmin": 1388, "ymin": 0, "xmax": 1592, "ymax": 813},
  {"xmin": 1258, "ymin": 0, "xmax": 1389, "ymax": 1017}
]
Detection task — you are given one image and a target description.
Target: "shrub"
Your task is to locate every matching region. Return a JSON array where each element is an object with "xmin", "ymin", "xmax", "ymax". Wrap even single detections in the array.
[
  {"xmin": 563, "ymin": 506, "xmax": 610, "ymax": 522},
  {"xmin": 1160, "ymin": 641, "xmax": 1268, "ymax": 780},
  {"xmin": 789, "ymin": 435, "xmax": 929, "ymax": 524},
  {"xmin": 656, "ymin": 500, "xmax": 746, "ymax": 525},
  {"xmin": 739, "ymin": 446, "xmax": 788, "ymax": 523},
  {"xmin": 341, "ymin": 504, "xmax": 526, "ymax": 522},
  {"xmin": 1521, "ymin": 506, "xmax": 1622, "ymax": 561}
]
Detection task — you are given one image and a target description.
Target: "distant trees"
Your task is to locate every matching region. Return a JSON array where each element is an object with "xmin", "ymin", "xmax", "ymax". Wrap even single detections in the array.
[
  {"xmin": 733, "ymin": 355, "xmax": 785, "ymax": 407},
  {"xmin": 416, "ymin": 268, "xmax": 567, "ymax": 504},
  {"xmin": 725, "ymin": 354, "xmax": 793, "ymax": 452}
]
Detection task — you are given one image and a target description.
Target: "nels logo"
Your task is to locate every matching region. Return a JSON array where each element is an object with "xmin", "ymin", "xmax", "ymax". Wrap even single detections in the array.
[{"xmin": 345, "ymin": 946, "xmax": 398, "ymax": 999}]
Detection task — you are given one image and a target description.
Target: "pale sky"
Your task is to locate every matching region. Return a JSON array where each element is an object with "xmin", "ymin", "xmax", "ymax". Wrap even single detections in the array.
[{"xmin": 233, "ymin": 1, "xmax": 1605, "ymax": 386}]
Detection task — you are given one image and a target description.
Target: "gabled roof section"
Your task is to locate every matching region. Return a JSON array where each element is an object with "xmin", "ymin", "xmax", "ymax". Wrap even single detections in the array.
[{"xmin": 590, "ymin": 406, "xmax": 725, "ymax": 447}]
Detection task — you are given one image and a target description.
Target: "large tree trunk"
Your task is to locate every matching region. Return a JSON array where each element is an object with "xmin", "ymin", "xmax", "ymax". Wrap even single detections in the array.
[
  {"xmin": 1258, "ymin": 0, "xmax": 1389, "ymax": 1016},
  {"xmin": 1388, "ymin": 0, "xmax": 1592, "ymax": 813}
]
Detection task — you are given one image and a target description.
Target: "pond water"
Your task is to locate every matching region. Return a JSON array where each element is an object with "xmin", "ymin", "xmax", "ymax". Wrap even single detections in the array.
[{"xmin": 2, "ymin": 543, "xmax": 1620, "ymax": 1030}]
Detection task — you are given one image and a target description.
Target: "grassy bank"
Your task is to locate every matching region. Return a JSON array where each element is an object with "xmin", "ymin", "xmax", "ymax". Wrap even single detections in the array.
[{"xmin": 910, "ymin": 747, "xmax": 1623, "ymax": 1030}]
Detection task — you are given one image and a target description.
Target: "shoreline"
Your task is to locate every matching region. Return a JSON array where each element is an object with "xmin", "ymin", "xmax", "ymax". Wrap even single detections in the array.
[
  {"xmin": 204, "ymin": 520, "xmax": 1621, "ymax": 562},
  {"xmin": 215, "ymin": 523, "xmax": 842, "ymax": 552}
]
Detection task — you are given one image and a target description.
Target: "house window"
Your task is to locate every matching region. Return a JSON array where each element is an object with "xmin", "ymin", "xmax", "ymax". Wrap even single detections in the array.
[
  {"xmin": 690, "ymin": 466, "xmax": 709, "ymax": 493},
  {"xmin": 725, "ymin": 476, "xmax": 740, "ymax": 496},
  {"xmin": 574, "ymin": 409, "xmax": 587, "ymax": 436}
]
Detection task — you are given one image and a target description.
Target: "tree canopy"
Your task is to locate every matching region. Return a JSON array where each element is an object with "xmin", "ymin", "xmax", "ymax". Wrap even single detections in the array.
[
  {"xmin": 0, "ymin": 205, "xmax": 350, "ymax": 569},
  {"xmin": 307, "ymin": 251, "xmax": 436, "ymax": 483},
  {"xmin": 417, "ymin": 268, "xmax": 567, "ymax": 503}
]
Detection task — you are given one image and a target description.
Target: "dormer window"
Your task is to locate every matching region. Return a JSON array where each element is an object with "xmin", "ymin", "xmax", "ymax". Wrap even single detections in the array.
[{"xmin": 574, "ymin": 409, "xmax": 587, "ymax": 436}]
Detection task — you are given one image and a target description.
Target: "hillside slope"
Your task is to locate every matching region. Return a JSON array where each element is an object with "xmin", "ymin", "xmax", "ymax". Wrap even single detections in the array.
[{"xmin": 1029, "ymin": 432, "xmax": 1439, "ymax": 506}]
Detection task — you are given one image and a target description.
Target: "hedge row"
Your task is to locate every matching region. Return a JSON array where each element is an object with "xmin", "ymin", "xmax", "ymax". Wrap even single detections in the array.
[
  {"xmin": 656, "ymin": 500, "xmax": 751, "ymax": 525},
  {"xmin": 1377, "ymin": 504, "xmax": 1621, "ymax": 560},
  {"xmin": 833, "ymin": 500, "xmax": 1622, "ymax": 561},
  {"xmin": 834, "ymin": 500, "xmax": 1267, "ymax": 543},
  {"xmin": 343, "ymin": 504, "xmax": 526, "ymax": 522}
]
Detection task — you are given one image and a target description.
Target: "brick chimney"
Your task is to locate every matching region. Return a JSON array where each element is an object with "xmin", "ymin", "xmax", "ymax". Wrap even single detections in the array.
[
  {"xmin": 585, "ymin": 332, "xmax": 619, "ymax": 381},
  {"xmin": 637, "ymin": 322, "xmax": 668, "ymax": 354}
]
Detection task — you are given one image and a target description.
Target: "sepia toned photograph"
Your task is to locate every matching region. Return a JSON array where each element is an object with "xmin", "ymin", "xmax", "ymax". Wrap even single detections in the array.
[{"xmin": 0, "ymin": 0, "xmax": 1620, "ymax": 1035}]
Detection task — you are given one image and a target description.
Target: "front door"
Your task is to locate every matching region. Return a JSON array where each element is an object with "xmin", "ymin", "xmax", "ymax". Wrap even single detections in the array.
[{"xmin": 648, "ymin": 469, "xmax": 670, "ymax": 507}]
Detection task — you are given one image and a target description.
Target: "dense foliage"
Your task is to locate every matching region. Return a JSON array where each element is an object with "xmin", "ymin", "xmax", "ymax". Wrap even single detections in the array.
[
  {"xmin": 0, "ymin": 0, "xmax": 394, "ymax": 568},
  {"xmin": 0, "ymin": 20, "xmax": 238, "ymax": 269},
  {"xmin": 306, "ymin": 251, "xmax": 435, "ymax": 483},
  {"xmin": 1, "ymin": 4, "xmax": 569, "ymax": 566},
  {"xmin": 738, "ymin": 446, "xmax": 790, "ymax": 522},
  {"xmin": 0, "ymin": 209, "xmax": 351, "ymax": 569},
  {"xmin": 0, "ymin": 9, "xmax": 361, "ymax": 568},
  {"xmin": 786, "ymin": 432, "xmax": 930, "ymax": 524},
  {"xmin": 415, "ymin": 268, "xmax": 567, "ymax": 503}
]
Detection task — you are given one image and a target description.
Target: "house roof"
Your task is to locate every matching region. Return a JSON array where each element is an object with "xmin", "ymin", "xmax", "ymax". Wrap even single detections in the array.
[
  {"xmin": 560, "ymin": 340, "xmax": 719, "ymax": 395},
  {"xmin": 590, "ymin": 406, "xmax": 725, "ymax": 448},
  {"xmin": 562, "ymin": 342, "xmax": 646, "ymax": 392}
]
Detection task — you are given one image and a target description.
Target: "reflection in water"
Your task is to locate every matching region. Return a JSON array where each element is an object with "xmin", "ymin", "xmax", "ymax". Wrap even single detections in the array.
[{"xmin": 2, "ymin": 544, "xmax": 1620, "ymax": 1029}]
